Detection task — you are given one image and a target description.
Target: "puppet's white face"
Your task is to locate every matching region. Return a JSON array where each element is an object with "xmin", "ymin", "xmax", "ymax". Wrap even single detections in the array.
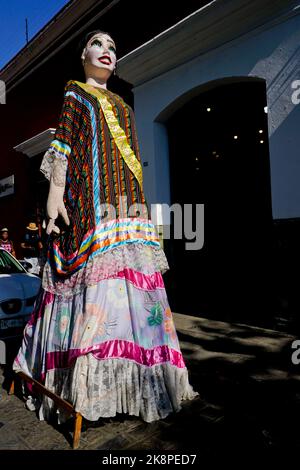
[{"xmin": 82, "ymin": 34, "xmax": 117, "ymax": 77}]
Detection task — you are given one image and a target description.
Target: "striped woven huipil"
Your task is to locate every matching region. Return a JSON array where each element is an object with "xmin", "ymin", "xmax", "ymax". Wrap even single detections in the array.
[{"xmin": 40, "ymin": 80, "xmax": 166, "ymax": 284}]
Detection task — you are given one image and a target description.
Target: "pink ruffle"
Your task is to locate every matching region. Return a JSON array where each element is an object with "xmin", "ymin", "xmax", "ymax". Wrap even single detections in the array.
[{"xmin": 43, "ymin": 339, "xmax": 185, "ymax": 379}]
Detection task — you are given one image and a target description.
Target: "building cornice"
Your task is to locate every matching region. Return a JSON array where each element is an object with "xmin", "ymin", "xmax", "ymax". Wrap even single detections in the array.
[
  {"xmin": 0, "ymin": 0, "xmax": 119, "ymax": 92},
  {"xmin": 117, "ymin": 0, "xmax": 300, "ymax": 87},
  {"xmin": 13, "ymin": 128, "xmax": 56, "ymax": 157}
]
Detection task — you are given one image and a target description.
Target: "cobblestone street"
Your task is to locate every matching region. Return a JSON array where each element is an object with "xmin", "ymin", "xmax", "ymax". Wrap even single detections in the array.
[{"xmin": 1, "ymin": 312, "xmax": 299, "ymax": 452}]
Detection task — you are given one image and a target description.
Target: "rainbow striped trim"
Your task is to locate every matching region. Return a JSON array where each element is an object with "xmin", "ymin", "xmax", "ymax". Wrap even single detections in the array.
[
  {"xmin": 49, "ymin": 139, "xmax": 71, "ymax": 159},
  {"xmin": 52, "ymin": 218, "xmax": 160, "ymax": 275}
]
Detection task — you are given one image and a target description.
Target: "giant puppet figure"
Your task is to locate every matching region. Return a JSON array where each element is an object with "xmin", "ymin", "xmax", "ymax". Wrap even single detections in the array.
[{"xmin": 13, "ymin": 30, "xmax": 198, "ymax": 423}]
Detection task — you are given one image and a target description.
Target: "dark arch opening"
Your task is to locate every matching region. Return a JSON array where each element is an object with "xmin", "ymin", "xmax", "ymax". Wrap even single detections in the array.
[{"xmin": 163, "ymin": 79, "xmax": 273, "ymax": 325}]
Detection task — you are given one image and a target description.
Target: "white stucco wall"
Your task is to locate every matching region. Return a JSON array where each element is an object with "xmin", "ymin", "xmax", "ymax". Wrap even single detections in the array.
[{"xmin": 132, "ymin": 12, "xmax": 300, "ymax": 219}]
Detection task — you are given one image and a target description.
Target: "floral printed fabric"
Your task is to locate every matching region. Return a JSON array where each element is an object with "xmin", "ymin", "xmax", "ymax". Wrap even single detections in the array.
[
  {"xmin": 14, "ymin": 257, "xmax": 198, "ymax": 421},
  {"xmin": 15, "ymin": 271, "xmax": 184, "ymax": 379}
]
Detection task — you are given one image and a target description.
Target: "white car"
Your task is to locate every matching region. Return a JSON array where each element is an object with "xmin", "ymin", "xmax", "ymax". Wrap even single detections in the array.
[{"xmin": 0, "ymin": 248, "xmax": 41, "ymax": 339}]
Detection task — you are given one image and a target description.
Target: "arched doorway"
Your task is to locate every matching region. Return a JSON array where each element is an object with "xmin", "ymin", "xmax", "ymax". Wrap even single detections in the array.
[{"xmin": 163, "ymin": 79, "xmax": 273, "ymax": 323}]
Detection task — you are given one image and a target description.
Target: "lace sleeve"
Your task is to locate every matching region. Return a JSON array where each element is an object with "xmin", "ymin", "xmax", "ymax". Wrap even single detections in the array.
[
  {"xmin": 40, "ymin": 151, "xmax": 68, "ymax": 186},
  {"xmin": 40, "ymin": 81, "xmax": 79, "ymax": 184}
]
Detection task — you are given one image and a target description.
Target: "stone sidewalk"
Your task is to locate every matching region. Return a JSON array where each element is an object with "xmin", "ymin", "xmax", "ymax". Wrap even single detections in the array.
[{"xmin": 0, "ymin": 313, "xmax": 299, "ymax": 451}]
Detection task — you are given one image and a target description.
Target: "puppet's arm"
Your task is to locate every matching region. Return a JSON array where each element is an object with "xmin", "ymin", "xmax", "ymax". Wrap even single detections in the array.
[
  {"xmin": 40, "ymin": 81, "xmax": 78, "ymax": 235},
  {"xmin": 46, "ymin": 165, "xmax": 69, "ymax": 235}
]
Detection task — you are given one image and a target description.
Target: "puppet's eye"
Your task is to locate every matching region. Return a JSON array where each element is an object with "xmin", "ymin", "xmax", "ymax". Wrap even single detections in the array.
[{"xmin": 91, "ymin": 39, "xmax": 102, "ymax": 48}]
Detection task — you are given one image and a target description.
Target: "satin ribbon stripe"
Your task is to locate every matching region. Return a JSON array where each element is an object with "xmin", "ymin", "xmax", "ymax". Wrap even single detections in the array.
[
  {"xmin": 53, "ymin": 228, "xmax": 159, "ymax": 269},
  {"xmin": 44, "ymin": 339, "xmax": 186, "ymax": 373},
  {"xmin": 54, "ymin": 218, "xmax": 160, "ymax": 263},
  {"xmin": 76, "ymin": 222, "xmax": 158, "ymax": 257},
  {"xmin": 72, "ymin": 80, "xmax": 143, "ymax": 191},
  {"xmin": 111, "ymin": 268, "xmax": 165, "ymax": 291},
  {"xmin": 53, "ymin": 225, "xmax": 159, "ymax": 265},
  {"xmin": 53, "ymin": 237, "xmax": 160, "ymax": 275}
]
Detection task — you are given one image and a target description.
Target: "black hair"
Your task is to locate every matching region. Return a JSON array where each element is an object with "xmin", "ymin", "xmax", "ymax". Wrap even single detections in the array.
[{"xmin": 77, "ymin": 29, "xmax": 115, "ymax": 60}]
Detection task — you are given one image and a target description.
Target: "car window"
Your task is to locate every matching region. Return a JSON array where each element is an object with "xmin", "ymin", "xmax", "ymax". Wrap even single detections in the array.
[{"xmin": 0, "ymin": 250, "xmax": 25, "ymax": 274}]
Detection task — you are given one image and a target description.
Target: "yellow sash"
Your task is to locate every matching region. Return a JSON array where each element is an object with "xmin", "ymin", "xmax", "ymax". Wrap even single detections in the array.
[{"xmin": 72, "ymin": 80, "xmax": 143, "ymax": 191}]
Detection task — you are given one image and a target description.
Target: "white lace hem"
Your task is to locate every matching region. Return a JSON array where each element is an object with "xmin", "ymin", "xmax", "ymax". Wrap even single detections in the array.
[{"xmin": 22, "ymin": 355, "xmax": 198, "ymax": 423}]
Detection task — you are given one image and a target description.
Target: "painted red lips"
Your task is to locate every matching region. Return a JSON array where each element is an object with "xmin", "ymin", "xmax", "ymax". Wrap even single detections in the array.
[{"xmin": 98, "ymin": 55, "xmax": 111, "ymax": 64}]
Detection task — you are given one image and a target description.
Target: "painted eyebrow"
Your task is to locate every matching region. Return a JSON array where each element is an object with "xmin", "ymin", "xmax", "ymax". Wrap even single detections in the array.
[
  {"xmin": 91, "ymin": 37, "xmax": 116, "ymax": 48},
  {"xmin": 106, "ymin": 39, "xmax": 116, "ymax": 49}
]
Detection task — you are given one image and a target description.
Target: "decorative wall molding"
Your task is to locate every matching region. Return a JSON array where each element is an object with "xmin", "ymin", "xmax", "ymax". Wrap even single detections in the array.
[
  {"xmin": 13, "ymin": 128, "xmax": 56, "ymax": 158},
  {"xmin": 117, "ymin": 0, "xmax": 300, "ymax": 87}
]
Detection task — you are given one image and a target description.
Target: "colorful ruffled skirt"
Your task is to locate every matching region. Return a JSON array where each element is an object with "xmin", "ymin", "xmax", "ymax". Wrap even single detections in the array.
[{"xmin": 13, "ymin": 218, "xmax": 198, "ymax": 423}]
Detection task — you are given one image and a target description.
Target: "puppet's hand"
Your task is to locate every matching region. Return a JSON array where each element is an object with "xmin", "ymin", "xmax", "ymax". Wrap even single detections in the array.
[{"xmin": 46, "ymin": 176, "xmax": 70, "ymax": 235}]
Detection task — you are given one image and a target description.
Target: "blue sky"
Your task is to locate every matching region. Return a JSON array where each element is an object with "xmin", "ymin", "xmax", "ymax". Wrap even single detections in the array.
[{"xmin": 0, "ymin": 0, "xmax": 71, "ymax": 70}]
